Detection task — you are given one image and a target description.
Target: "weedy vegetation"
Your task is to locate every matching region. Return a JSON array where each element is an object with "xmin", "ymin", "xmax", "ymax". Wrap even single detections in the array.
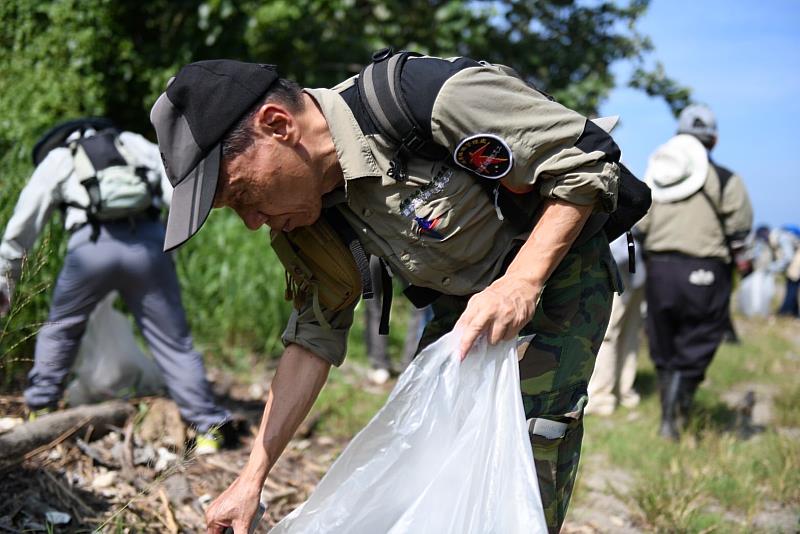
[{"xmin": 577, "ymin": 317, "xmax": 800, "ymax": 533}]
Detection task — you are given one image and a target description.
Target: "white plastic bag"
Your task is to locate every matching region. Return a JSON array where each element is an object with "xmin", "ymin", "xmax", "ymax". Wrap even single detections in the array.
[
  {"xmin": 737, "ymin": 270, "xmax": 776, "ymax": 318},
  {"xmin": 270, "ymin": 331, "xmax": 547, "ymax": 534},
  {"xmin": 65, "ymin": 292, "xmax": 165, "ymax": 405}
]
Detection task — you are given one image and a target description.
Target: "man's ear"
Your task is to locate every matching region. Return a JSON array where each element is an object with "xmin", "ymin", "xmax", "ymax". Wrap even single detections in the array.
[{"xmin": 253, "ymin": 103, "xmax": 300, "ymax": 145}]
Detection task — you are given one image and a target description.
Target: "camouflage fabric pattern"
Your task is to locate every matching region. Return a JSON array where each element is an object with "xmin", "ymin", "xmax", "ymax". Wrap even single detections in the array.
[{"xmin": 416, "ymin": 233, "xmax": 615, "ymax": 532}]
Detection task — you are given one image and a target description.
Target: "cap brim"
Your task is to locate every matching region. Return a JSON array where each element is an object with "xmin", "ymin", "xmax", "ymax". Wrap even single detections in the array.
[{"xmin": 163, "ymin": 144, "xmax": 221, "ymax": 251}]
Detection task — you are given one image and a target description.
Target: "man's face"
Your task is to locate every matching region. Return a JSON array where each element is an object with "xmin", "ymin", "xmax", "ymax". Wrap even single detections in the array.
[{"xmin": 214, "ymin": 138, "xmax": 323, "ymax": 232}]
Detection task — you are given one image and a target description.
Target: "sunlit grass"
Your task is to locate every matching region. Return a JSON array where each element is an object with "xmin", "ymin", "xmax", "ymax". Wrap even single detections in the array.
[{"xmin": 578, "ymin": 315, "xmax": 800, "ymax": 532}]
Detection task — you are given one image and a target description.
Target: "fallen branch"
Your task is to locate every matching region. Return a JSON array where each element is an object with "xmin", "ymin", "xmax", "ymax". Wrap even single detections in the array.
[
  {"xmin": 0, "ymin": 401, "xmax": 134, "ymax": 461},
  {"xmin": 23, "ymin": 416, "xmax": 92, "ymax": 462}
]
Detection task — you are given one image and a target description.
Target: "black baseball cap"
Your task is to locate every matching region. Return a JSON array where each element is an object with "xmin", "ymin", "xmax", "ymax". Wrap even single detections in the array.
[{"xmin": 150, "ymin": 60, "xmax": 279, "ymax": 251}]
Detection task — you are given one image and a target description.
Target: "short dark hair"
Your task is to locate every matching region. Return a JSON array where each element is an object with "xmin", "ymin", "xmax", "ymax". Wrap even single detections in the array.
[{"xmin": 221, "ymin": 78, "xmax": 304, "ymax": 159}]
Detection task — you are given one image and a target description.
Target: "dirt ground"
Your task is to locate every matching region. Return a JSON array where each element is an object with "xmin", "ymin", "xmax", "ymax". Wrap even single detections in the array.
[
  {"xmin": 1, "ymin": 323, "xmax": 797, "ymax": 533},
  {"xmin": 0, "ymin": 370, "xmax": 345, "ymax": 533},
  {"xmin": 0, "ymin": 372, "xmax": 639, "ymax": 533}
]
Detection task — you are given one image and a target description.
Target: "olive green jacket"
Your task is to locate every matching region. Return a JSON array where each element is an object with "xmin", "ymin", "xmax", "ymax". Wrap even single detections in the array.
[{"xmin": 282, "ymin": 60, "xmax": 621, "ymax": 365}]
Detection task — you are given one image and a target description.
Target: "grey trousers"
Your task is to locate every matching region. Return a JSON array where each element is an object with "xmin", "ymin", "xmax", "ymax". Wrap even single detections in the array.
[{"xmin": 24, "ymin": 219, "xmax": 230, "ymax": 432}]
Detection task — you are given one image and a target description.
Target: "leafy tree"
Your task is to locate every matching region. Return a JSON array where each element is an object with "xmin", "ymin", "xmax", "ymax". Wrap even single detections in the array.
[
  {"xmin": 193, "ymin": 0, "xmax": 691, "ymax": 116},
  {"xmin": 0, "ymin": 0, "xmax": 689, "ymax": 377},
  {"xmin": 2, "ymin": 0, "xmax": 690, "ymax": 151}
]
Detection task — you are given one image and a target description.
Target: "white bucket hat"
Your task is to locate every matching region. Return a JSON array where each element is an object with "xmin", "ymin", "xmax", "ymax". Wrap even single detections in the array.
[{"xmin": 644, "ymin": 134, "xmax": 709, "ymax": 203}]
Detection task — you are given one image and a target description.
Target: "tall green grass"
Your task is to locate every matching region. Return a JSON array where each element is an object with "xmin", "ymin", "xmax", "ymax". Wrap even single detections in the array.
[
  {"xmin": 173, "ymin": 208, "xmax": 291, "ymax": 361},
  {"xmin": 0, "ymin": 151, "xmax": 293, "ymax": 386},
  {"xmin": 0, "ymin": 153, "xmax": 65, "ymax": 387}
]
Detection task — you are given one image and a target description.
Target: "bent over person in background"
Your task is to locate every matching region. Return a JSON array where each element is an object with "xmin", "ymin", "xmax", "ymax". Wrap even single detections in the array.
[
  {"xmin": 0, "ymin": 119, "xmax": 233, "ymax": 454},
  {"xmin": 150, "ymin": 54, "xmax": 635, "ymax": 533}
]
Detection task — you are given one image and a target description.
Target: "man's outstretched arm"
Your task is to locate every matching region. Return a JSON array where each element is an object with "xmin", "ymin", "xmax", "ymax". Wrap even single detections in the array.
[
  {"xmin": 456, "ymin": 198, "xmax": 594, "ymax": 358},
  {"xmin": 205, "ymin": 342, "xmax": 331, "ymax": 534}
]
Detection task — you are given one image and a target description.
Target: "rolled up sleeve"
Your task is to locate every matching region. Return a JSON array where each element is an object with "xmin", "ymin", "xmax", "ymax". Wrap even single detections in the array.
[
  {"xmin": 430, "ymin": 64, "xmax": 620, "ymax": 211},
  {"xmin": 538, "ymin": 158, "xmax": 619, "ymax": 211},
  {"xmin": 281, "ymin": 300, "xmax": 356, "ymax": 367}
]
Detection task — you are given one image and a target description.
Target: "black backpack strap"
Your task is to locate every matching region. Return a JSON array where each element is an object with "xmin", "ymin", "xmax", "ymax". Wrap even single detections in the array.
[
  {"xmin": 357, "ymin": 48, "xmax": 418, "ymax": 146},
  {"xmin": 74, "ymin": 129, "xmax": 127, "ymax": 170},
  {"xmin": 325, "ymin": 206, "xmax": 400, "ymax": 332},
  {"xmin": 403, "ymin": 284, "xmax": 442, "ymax": 309},
  {"xmin": 712, "ymin": 163, "xmax": 734, "ymax": 203},
  {"xmin": 377, "ymin": 258, "xmax": 393, "ymax": 335},
  {"xmin": 67, "ymin": 141, "xmax": 102, "ymax": 241},
  {"xmin": 324, "ymin": 207, "xmax": 373, "ymax": 300},
  {"xmin": 357, "ymin": 48, "xmax": 449, "ymax": 181},
  {"xmin": 699, "ymin": 162, "xmax": 737, "ymax": 264}
]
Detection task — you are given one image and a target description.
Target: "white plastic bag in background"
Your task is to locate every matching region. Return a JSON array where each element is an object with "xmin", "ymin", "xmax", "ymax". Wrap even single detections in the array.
[
  {"xmin": 737, "ymin": 270, "xmax": 776, "ymax": 318},
  {"xmin": 270, "ymin": 331, "xmax": 547, "ymax": 534},
  {"xmin": 65, "ymin": 292, "xmax": 165, "ymax": 405}
]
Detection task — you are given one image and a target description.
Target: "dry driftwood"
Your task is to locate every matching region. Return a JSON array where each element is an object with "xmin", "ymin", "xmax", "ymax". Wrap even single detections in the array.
[{"xmin": 0, "ymin": 401, "xmax": 134, "ymax": 461}]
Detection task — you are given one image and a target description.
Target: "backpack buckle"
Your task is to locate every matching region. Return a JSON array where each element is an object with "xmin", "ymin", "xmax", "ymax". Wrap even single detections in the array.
[
  {"xmin": 401, "ymin": 129, "xmax": 427, "ymax": 153},
  {"xmin": 388, "ymin": 129, "xmax": 433, "ymax": 182}
]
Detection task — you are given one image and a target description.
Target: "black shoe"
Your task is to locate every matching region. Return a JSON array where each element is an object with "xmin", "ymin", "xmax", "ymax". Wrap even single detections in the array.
[{"xmin": 657, "ymin": 371, "xmax": 681, "ymax": 441}]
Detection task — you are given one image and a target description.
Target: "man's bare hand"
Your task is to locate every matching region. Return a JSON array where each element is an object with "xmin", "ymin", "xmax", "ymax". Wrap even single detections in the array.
[
  {"xmin": 454, "ymin": 198, "xmax": 592, "ymax": 359},
  {"xmin": 205, "ymin": 474, "xmax": 263, "ymax": 534},
  {"xmin": 455, "ymin": 275, "xmax": 541, "ymax": 359}
]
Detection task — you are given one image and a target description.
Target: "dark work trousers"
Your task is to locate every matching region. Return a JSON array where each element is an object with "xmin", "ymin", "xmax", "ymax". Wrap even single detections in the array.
[
  {"xmin": 24, "ymin": 219, "xmax": 230, "ymax": 432},
  {"xmin": 778, "ymin": 278, "xmax": 800, "ymax": 317},
  {"xmin": 645, "ymin": 253, "xmax": 732, "ymax": 381}
]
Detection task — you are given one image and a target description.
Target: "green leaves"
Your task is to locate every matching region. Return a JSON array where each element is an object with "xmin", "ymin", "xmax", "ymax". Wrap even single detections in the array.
[
  {"xmin": 1, "ymin": 0, "xmax": 691, "ymax": 157},
  {"xmin": 630, "ymin": 62, "xmax": 693, "ymax": 118},
  {"xmin": 0, "ymin": 0, "xmax": 691, "ymax": 371},
  {"xmin": 173, "ymin": 209, "xmax": 291, "ymax": 357}
]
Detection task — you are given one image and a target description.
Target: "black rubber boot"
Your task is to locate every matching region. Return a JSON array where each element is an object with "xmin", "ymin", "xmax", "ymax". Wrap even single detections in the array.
[
  {"xmin": 676, "ymin": 375, "xmax": 701, "ymax": 430},
  {"xmin": 657, "ymin": 371, "xmax": 681, "ymax": 441}
]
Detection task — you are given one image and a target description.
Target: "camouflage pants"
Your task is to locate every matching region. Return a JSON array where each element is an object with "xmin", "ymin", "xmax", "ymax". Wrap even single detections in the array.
[{"xmin": 417, "ymin": 234, "xmax": 616, "ymax": 532}]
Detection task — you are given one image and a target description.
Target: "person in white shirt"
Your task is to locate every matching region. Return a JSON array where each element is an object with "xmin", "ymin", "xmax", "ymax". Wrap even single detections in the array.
[{"xmin": 0, "ymin": 118, "xmax": 231, "ymax": 453}]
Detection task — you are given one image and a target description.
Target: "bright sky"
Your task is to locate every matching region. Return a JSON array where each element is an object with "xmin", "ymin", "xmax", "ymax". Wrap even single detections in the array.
[{"xmin": 599, "ymin": 0, "xmax": 800, "ymax": 228}]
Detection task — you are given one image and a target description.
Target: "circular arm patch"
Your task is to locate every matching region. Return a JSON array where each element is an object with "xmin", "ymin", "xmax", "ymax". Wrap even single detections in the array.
[{"xmin": 453, "ymin": 134, "xmax": 513, "ymax": 179}]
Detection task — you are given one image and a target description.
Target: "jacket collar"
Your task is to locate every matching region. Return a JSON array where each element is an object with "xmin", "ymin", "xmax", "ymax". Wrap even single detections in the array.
[{"xmin": 304, "ymin": 87, "xmax": 381, "ymax": 182}]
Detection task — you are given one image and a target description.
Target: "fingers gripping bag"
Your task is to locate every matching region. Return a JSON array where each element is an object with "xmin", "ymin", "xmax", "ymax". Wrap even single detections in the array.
[{"xmin": 270, "ymin": 331, "xmax": 547, "ymax": 534}]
